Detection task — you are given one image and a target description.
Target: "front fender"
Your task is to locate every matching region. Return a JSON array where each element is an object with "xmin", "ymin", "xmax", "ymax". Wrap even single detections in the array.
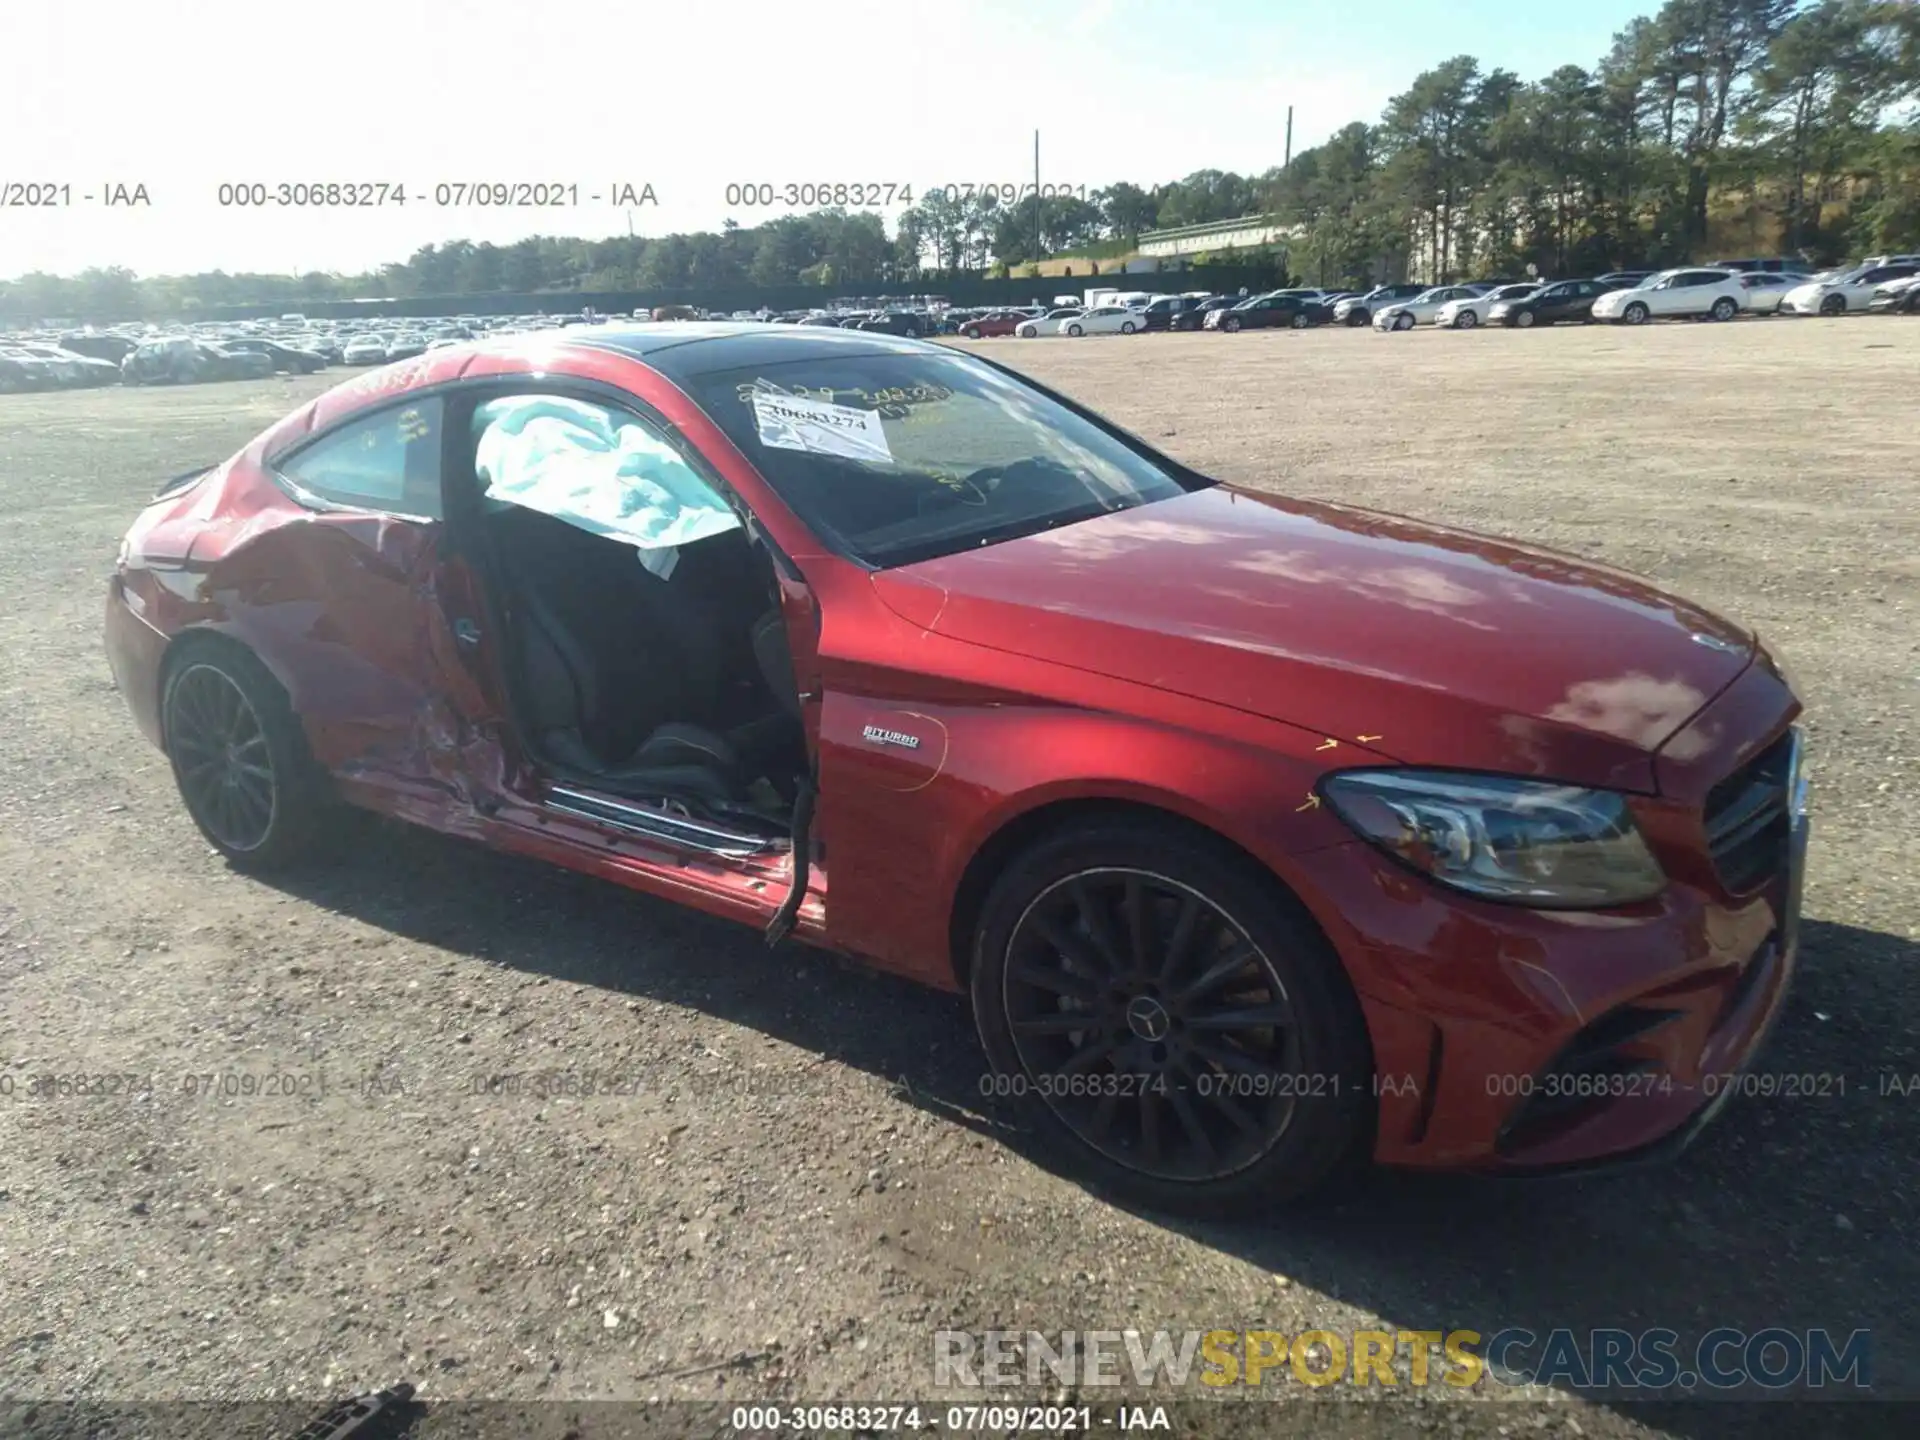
[{"xmin": 814, "ymin": 678, "xmax": 1390, "ymax": 990}]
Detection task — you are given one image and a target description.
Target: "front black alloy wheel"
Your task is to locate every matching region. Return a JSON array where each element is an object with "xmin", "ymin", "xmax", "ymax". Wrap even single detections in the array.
[
  {"xmin": 1004, "ymin": 868, "xmax": 1304, "ymax": 1182},
  {"xmin": 162, "ymin": 642, "xmax": 334, "ymax": 870},
  {"xmin": 972, "ymin": 823, "xmax": 1373, "ymax": 1217}
]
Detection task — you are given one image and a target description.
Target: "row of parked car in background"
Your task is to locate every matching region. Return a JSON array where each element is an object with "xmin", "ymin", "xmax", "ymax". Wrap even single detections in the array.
[
  {"xmin": 0, "ymin": 312, "xmax": 599, "ymax": 392},
  {"xmin": 940, "ymin": 255, "xmax": 1920, "ymax": 339},
  {"xmin": 5, "ymin": 256, "xmax": 1916, "ymax": 392}
]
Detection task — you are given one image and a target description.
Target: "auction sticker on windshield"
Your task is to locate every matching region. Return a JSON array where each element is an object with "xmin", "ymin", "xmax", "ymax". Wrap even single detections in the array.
[{"xmin": 752, "ymin": 391, "xmax": 893, "ymax": 464}]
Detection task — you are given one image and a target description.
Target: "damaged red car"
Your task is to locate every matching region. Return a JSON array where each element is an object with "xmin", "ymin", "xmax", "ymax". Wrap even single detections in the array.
[{"xmin": 105, "ymin": 324, "xmax": 1809, "ymax": 1216}]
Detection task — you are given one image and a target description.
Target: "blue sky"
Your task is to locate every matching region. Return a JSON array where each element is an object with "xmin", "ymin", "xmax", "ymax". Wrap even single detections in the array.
[{"xmin": 0, "ymin": 0, "xmax": 1662, "ymax": 279}]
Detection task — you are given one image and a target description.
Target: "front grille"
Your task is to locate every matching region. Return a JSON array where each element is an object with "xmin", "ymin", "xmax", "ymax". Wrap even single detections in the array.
[{"xmin": 1702, "ymin": 730, "xmax": 1796, "ymax": 894}]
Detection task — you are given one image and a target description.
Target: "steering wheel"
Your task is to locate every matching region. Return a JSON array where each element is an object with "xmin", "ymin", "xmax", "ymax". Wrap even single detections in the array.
[{"xmin": 916, "ymin": 475, "xmax": 991, "ymax": 514}]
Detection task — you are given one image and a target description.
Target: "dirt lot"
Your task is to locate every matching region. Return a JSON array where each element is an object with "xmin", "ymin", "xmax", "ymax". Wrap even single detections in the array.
[{"xmin": 1, "ymin": 320, "xmax": 1915, "ymax": 1439}]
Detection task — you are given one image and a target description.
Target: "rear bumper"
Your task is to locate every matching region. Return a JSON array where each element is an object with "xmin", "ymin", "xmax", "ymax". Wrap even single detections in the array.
[{"xmin": 104, "ymin": 574, "xmax": 170, "ymax": 751}]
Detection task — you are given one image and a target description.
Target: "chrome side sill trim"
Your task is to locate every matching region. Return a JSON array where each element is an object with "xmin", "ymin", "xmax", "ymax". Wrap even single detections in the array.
[{"xmin": 546, "ymin": 785, "xmax": 788, "ymax": 859}]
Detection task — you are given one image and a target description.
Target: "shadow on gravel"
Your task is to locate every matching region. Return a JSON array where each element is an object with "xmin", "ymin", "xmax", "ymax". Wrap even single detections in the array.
[{"xmin": 263, "ymin": 820, "xmax": 1918, "ymax": 1437}]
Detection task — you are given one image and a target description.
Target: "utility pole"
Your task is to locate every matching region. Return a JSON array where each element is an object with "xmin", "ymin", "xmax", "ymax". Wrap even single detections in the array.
[
  {"xmin": 1284, "ymin": 106, "xmax": 1293, "ymax": 169},
  {"xmin": 1033, "ymin": 130, "xmax": 1042, "ymax": 268}
]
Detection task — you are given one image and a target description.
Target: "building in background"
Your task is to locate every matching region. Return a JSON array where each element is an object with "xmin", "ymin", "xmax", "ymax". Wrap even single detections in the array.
[{"xmin": 1137, "ymin": 215, "xmax": 1297, "ymax": 262}]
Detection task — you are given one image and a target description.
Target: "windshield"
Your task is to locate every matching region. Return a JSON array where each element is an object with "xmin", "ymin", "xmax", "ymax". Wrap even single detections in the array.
[{"xmin": 690, "ymin": 349, "xmax": 1196, "ymax": 567}]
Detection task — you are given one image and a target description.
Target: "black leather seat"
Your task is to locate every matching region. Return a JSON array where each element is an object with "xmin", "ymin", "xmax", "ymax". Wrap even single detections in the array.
[{"xmin": 488, "ymin": 508, "xmax": 805, "ymax": 803}]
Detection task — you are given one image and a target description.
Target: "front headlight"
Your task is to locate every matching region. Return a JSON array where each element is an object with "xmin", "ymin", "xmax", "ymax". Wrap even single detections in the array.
[{"xmin": 1320, "ymin": 770, "xmax": 1667, "ymax": 907}]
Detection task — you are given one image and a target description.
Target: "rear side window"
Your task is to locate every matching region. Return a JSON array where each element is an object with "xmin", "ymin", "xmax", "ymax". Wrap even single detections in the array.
[{"xmin": 279, "ymin": 397, "xmax": 445, "ymax": 517}]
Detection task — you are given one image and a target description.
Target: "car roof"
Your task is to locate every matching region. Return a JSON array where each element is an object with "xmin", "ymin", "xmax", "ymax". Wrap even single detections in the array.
[{"xmin": 541, "ymin": 321, "xmax": 938, "ymax": 382}]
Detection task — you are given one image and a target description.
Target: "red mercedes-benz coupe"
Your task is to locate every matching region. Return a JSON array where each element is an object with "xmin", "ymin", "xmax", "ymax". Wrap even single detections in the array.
[{"xmin": 105, "ymin": 324, "xmax": 1809, "ymax": 1216}]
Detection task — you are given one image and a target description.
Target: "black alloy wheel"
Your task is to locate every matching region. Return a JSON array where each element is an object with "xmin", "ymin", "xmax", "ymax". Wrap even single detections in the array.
[
  {"xmin": 973, "ymin": 821, "xmax": 1374, "ymax": 1217},
  {"xmin": 167, "ymin": 663, "xmax": 277, "ymax": 852},
  {"xmin": 1001, "ymin": 867, "xmax": 1308, "ymax": 1182},
  {"xmin": 162, "ymin": 643, "xmax": 334, "ymax": 869}
]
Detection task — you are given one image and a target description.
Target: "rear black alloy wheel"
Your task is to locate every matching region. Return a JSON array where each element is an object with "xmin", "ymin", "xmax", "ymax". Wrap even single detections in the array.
[
  {"xmin": 162, "ymin": 644, "xmax": 334, "ymax": 870},
  {"xmin": 167, "ymin": 664, "xmax": 277, "ymax": 852},
  {"xmin": 972, "ymin": 826, "xmax": 1373, "ymax": 1216}
]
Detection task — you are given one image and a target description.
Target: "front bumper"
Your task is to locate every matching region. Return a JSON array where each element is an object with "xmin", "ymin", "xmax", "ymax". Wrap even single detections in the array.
[
  {"xmin": 1285, "ymin": 671, "xmax": 1806, "ymax": 1175},
  {"xmin": 1294, "ymin": 811, "xmax": 1804, "ymax": 1174}
]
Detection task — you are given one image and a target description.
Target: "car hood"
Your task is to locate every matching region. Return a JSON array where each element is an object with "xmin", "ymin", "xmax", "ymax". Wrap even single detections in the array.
[{"xmin": 870, "ymin": 486, "xmax": 1754, "ymax": 791}]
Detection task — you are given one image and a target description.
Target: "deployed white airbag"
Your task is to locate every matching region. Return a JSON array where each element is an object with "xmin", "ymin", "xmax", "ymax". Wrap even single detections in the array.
[{"xmin": 474, "ymin": 396, "xmax": 742, "ymax": 564}]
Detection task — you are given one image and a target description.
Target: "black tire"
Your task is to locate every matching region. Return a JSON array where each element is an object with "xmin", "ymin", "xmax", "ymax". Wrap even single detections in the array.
[
  {"xmin": 1120, "ymin": 320, "xmax": 1136, "ymax": 334},
  {"xmin": 1514, "ymin": 309, "xmax": 1536, "ymax": 328},
  {"xmin": 1289, "ymin": 312, "xmax": 1309, "ymax": 329},
  {"xmin": 1347, "ymin": 309, "xmax": 1370, "ymax": 327},
  {"xmin": 969, "ymin": 819, "xmax": 1374, "ymax": 1218},
  {"xmin": 1710, "ymin": 297, "xmax": 1737, "ymax": 321},
  {"xmin": 1454, "ymin": 310, "xmax": 1479, "ymax": 329},
  {"xmin": 1820, "ymin": 294, "xmax": 1846, "ymax": 316},
  {"xmin": 161, "ymin": 638, "xmax": 335, "ymax": 871},
  {"xmin": 1066, "ymin": 323, "xmax": 1083, "ymax": 337},
  {"xmin": 1622, "ymin": 302, "xmax": 1650, "ymax": 325},
  {"xmin": 1223, "ymin": 316, "xmax": 1242, "ymax": 332},
  {"xmin": 964, "ymin": 326, "xmax": 981, "ymax": 339}
]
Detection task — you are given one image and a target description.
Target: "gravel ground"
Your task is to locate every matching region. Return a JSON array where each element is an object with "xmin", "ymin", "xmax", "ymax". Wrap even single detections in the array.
[{"xmin": 0, "ymin": 318, "xmax": 1915, "ymax": 1440}]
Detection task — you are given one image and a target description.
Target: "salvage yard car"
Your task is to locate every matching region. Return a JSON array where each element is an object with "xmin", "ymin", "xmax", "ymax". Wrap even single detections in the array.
[
  {"xmin": 1489, "ymin": 278, "xmax": 1614, "ymax": 328},
  {"xmin": 103, "ymin": 324, "xmax": 1810, "ymax": 1218},
  {"xmin": 1590, "ymin": 268, "xmax": 1746, "ymax": 324},
  {"xmin": 121, "ymin": 337, "xmax": 277, "ymax": 385},
  {"xmin": 1372, "ymin": 285, "xmax": 1490, "ymax": 331},
  {"xmin": 1015, "ymin": 307, "xmax": 1085, "ymax": 338},
  {"xmin": 1778, "ymin": 260, "xmax": 1920, "ymax": 316},
  {"xmin": 1432, "ymin": 283, "xmax": 1538, "ymax": 329},
  {"xmin": 1205, "ymin": 292, "xmax": 1325, "ymax": 331}
]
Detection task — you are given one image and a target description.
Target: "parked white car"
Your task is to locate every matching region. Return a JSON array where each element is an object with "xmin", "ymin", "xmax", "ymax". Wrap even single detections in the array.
[
  {"xmin": 1372, "ymin": 285, "xmax": 1492, "ymax": 331},
  {"xmin": 1590, "ymin": 268, "xmax": 1746, "ymax": 324},
  {"xmin": 1015, "ymin": 308, "xmax": 1085, "ymax": 338},
  {"xmin": 1058, "ymin": 305, "xmax": 1143, "ymax": 336},
  {"xmin": 1778, "ymin": 261, "xmax": 1920, "ymax": 316},
  {"xmin": 1868, "ymin": 273, "xmax": 1920, "ymax": 312},
  {"xmin": 1737, "ymin": 272, "xmax": 1814, "ymax": 314},
  {"xmin": 1431, "ymin": 284, "xmax": 1538, "ymax": 330},
  {"xmin": 342, "ymin": 335, "xmax": 390, "ymax": 365}
]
